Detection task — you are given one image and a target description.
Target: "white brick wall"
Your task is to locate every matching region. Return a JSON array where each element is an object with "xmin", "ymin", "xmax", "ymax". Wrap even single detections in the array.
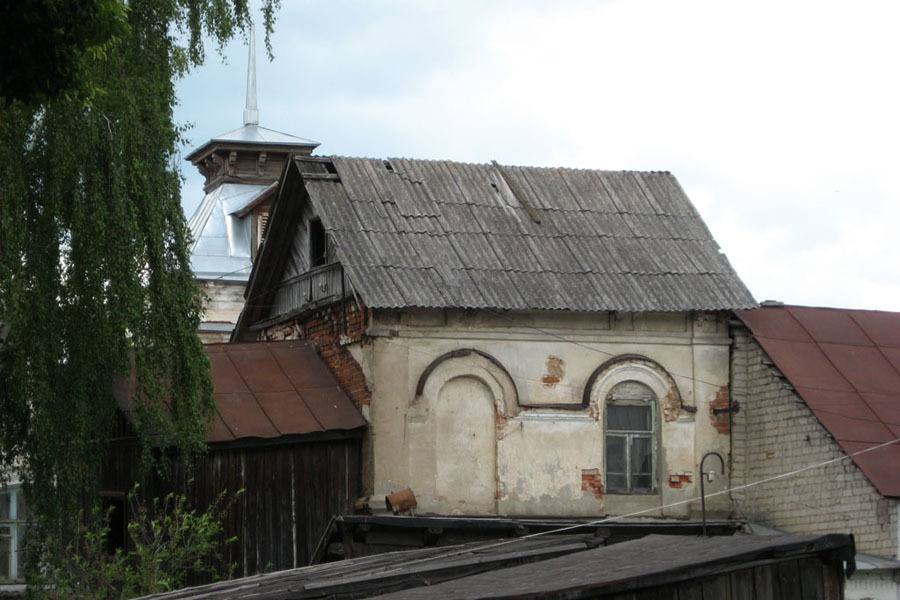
[
  {"xmin": 199, "ymin": 280, "xmax": 246, "ymax": 324},
  {"xmin": 731, "ymin": 327, "xmax": 899, "ymax": 558}
]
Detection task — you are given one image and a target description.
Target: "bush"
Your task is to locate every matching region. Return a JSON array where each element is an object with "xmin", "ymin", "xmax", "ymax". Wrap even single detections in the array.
[{"xmin": 33, "ymin": 485, "xmax": 240, "ymax": 599}]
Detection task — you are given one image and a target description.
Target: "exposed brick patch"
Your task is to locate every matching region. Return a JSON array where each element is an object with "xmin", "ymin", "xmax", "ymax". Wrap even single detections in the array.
[
  {"xmin": 496, "ymin": 409, "xmax": 508, "ymax": 440},
  {"xmin": 581, "ymin": 468, "xmax": 603, "ymax": 499},
  {"xmin": 662, "ymin": 388, "xmax": 682, "ymax": 422},
  {"xmin": 710, "ymin": 387, "xmax": 730, "ymax": 434},
  {"xmin": 667, "ymin": 473, "xmax": 694, "ymax": 488},
  {"xmin": 542, "ymin": 356, "xmax": 565, "ymax": 388},
  {"xmin": 263, "ymin": 298, "xmax": 373, "ymax": 408}
]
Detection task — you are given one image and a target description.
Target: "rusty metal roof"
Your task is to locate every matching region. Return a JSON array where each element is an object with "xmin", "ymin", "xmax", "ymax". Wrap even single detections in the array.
[
  {"xmin": 205, "ymin": 340, "xmax": 366, "ymax": 443},
  {"xmin": 736, "ymin": 305, "xmax": 900, "ymax": 497},
  {"xmin": 302, "ymin": 157, "xmax": 755, "ymax": 312}
]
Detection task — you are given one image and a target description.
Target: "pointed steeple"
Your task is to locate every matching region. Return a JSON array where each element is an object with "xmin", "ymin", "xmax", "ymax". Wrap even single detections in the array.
[
  {"xmin": 243, "ymin": 23, "xmax": 259, "ymax": 126},
  {"xmin": 185, "ymin": 19, "xmax": 319, "ymax": 193}
]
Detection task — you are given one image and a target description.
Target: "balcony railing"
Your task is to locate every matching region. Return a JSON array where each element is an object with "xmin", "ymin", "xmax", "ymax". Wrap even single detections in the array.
[{"xmin": 264, "ymin": 262, "xmax": 350, "ymax": 324}]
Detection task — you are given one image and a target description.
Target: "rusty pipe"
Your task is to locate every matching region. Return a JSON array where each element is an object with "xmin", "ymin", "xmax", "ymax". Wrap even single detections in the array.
[{"xmin": 700, "ymin": 451, "xmax": 726, "ymax": 536}]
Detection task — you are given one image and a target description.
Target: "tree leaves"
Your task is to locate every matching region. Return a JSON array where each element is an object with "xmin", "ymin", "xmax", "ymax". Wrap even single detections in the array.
[{"xmin": 0, "ymin": 0, "xmax": 278, "ymax": 582}]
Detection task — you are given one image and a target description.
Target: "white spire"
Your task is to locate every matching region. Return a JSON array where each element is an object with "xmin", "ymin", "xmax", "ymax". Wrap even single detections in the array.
[{"xmin": 243, "ymin": 23, "xmax": 259, "ymax": 126}]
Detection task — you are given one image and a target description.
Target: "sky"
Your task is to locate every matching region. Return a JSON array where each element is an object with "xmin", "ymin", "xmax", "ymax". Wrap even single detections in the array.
[{"xmin": 175, "ymin": 0, "xmax": 900, "ymax": 312}]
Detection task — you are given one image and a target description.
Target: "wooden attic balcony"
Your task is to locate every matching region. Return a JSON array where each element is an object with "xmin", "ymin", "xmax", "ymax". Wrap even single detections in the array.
[{"xmin": 248, "ymin": 261, "xmax": 350, "ymax": 332}]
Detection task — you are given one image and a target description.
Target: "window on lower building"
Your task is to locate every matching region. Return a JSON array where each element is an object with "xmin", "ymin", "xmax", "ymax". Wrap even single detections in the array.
[
  {"xmin": 0, "ymin": 486, "xmax": 27, "ymax": 582},
  {"xmin": 605, "ymin": 381, "xmax": 657, "ymax": 494}
]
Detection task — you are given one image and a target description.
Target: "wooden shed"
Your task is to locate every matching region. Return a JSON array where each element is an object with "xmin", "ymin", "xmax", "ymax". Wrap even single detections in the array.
[{"xmin": 104, "ymin": 340, "xmax": 366, "ymax": 577}]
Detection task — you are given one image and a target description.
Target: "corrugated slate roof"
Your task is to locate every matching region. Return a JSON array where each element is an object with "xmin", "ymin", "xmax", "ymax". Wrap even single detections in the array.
[
  {"xmin": 303, "ymin": 157, "xmax": 755, "ymax": 312},
  {"xmin": 736, "ymin": 305, "xmax": 900, "ymax": 497},
  {"xmin": 205, "ymin": 340, "xmax": 366, "ymax": 442}
]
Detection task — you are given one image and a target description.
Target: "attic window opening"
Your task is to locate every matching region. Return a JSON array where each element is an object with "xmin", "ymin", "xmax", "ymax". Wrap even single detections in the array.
[{"xmin": 310, "ymin": 218, "xmax": 329, "ymax": 267}]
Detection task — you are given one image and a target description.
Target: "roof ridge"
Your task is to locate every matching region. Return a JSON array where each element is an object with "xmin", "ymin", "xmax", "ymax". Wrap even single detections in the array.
[{"xmin": 330, "ymin": 155, "xmax": 674, "ymax": 174}]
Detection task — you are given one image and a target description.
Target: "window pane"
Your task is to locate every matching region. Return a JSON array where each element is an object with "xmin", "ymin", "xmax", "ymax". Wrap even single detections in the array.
[
  {"xmin": 0, "ymin": 492, "xmax": 9, "ymax": 521},
  {"xmin": 608, "ymin": 405, "xmax": 651, "ymax": 431},
  {"xmin": 632, "ymin": 475, "xmax": 653, "ymax": 492},
  {"xmin": 0, "ymin": 535, "xmax": 9, "ymax": 580},
  {"xmin": 15, "ymin": 493, "xmax": 26, "ymax": 521},
  {"xmin": 606, "ymin": 473, "xmax": 627, "ymax": 493},
  {"xmin": 631, "ymin": 436, "xmax": 652, "ymax": 473},
  {"xmin": 16, "ymin": 525, "xmax": 25, "ymax": 578},
  {"xmin": 606, "ymin": 435, "xmax": 626, "ymax": 474}
]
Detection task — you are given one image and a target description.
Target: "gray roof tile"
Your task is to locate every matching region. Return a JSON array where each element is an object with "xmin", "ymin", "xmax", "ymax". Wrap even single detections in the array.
[{"xmin": 302, "ymin": 157, "xmax": 755, "ymax": 312}]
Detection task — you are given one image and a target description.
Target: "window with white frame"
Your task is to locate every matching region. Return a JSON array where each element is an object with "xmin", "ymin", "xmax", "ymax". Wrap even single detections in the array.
[
  {"xmin": 0, "ymin": 486, "xmax": 27, "ymax": 582},
  {"xmin": 605, "ymin": 381, "xmax": 657, "ymax": 494}
]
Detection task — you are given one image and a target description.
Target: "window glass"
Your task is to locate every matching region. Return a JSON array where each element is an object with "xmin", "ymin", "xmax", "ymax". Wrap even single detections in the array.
[
  {"xmin": 606, "ymin": 435, "xmax": 626, "ymax": 474},
  {"xmin": 0, "ymin": 526, "xmax": 9, "ymax": 580},
  {"xmin": 607, "ymin": 405, "xmax": 651, "ymax": 431},
  {"xmin": 605, "ymin": 380, "xmax": 657, "ymax": 494},
  {"xmin": 15, "ymin": 525, "xmax": 25, "ymax": 576},
  {"xmin": 606, "ymin": 473, "xmax": 627, "ymax": 493},
  {"xmin": 15, "ymin": 493, "xmax": 26, "ymax": 520},
  {"xmin": 0, "ymin": 488, "xmax": 25, "ymax": 582}
]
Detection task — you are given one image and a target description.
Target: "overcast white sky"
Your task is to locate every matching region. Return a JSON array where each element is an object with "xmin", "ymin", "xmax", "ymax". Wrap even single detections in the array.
[{"xmin": 175, "ymin": 0, "xmax": 900, "ymax": 311}]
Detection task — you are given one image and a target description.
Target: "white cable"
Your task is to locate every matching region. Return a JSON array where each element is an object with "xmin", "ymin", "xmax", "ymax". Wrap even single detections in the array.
[{"xmin": 394, "ymin": 436, "xmax": 900, "ymax": 564}]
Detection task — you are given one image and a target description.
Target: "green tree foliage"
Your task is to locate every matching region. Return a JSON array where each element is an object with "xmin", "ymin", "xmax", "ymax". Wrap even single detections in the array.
[
  {"xmin": 0, "ymin": 0, "xmax": 278, "ymax": 581},
  {"xmin": 0, "ymin": 0, "xmax": 129, "ymax": 106},
  {"xmin": 37, "ymin": 486, "xmax": 242, "ymax": 599}
]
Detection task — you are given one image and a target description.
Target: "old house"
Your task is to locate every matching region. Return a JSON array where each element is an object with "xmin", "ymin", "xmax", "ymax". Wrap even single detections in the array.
[
  {"xmin": 232, "ymin": 154, "xmax": 756, "ymax": 519},
  {"xmin": 731, "ymin": 303, "xmax": 900, "ymax": 600}
]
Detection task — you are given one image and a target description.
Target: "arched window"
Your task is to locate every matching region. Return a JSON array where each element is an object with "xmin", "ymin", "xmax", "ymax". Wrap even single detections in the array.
[{"xmin": 605, "ymin": 380, "xmax": 657, "ymax": 494}]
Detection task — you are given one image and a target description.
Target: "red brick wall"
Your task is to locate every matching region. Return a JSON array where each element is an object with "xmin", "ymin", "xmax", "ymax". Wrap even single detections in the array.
[
  {"xmin": 709, "ymin": 386, "xmax": 731, "ymax": 434},
  {"xmin": 263, "ymin": 299, "xmax": 372, "ymax": 407}
]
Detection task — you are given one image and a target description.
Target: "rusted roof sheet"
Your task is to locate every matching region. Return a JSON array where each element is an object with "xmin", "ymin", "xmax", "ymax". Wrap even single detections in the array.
[
  {"xmin": 205, "ymin": 340, "xmax": 366, "ymax": 443},
  {"xmin": 302, "ymin": 157, "xmax": 755, "ymax": 313},
  {"xmin": 736, "ymin": 305, "xmax": 900, "ymax": 497}
]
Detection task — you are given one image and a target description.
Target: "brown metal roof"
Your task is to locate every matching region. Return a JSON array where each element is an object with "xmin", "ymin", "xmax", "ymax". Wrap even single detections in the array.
[
  {"xmin": 205, "ymin": 340, "xmax": 366, "ymax": 443},
  {"xmin": 736, "ymin": 305, "xmax": 900, "ymax": 497}
]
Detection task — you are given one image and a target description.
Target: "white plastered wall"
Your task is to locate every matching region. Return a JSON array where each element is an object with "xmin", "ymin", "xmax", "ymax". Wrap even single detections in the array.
[{"xmin": 360, "ymin": 309, "xmax": 733, "ymax": 518}]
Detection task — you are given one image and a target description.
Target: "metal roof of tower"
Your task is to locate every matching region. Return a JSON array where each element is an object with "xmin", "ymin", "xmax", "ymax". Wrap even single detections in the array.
[{"xmin": 185, "ymin": 22, "xmax": 317, "ymax": 281}]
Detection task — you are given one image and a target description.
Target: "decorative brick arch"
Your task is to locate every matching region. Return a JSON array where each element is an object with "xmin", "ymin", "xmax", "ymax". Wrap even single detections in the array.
[
  {"xmin": 415, "ymin": 349, "xmax": 519, "ymax": 418},
  {"xmin": 409, "ymin": 349, "xmax": 519, "ymax": 515},
  {"xmin": 583, "ymin": 354, "xmax": 691, "ymax": 423}
]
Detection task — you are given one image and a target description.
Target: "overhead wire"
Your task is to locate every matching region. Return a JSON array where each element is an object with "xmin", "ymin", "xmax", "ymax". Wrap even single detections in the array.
[{"xmin": 392, "ymin": 435, "xmax": 900, "ymax": 567}]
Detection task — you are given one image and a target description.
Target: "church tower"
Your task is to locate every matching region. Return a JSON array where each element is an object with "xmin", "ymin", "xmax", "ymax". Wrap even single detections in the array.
[{"xmin": 185, "ymin": 24, "xmax": 319, "ymax": 342}]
